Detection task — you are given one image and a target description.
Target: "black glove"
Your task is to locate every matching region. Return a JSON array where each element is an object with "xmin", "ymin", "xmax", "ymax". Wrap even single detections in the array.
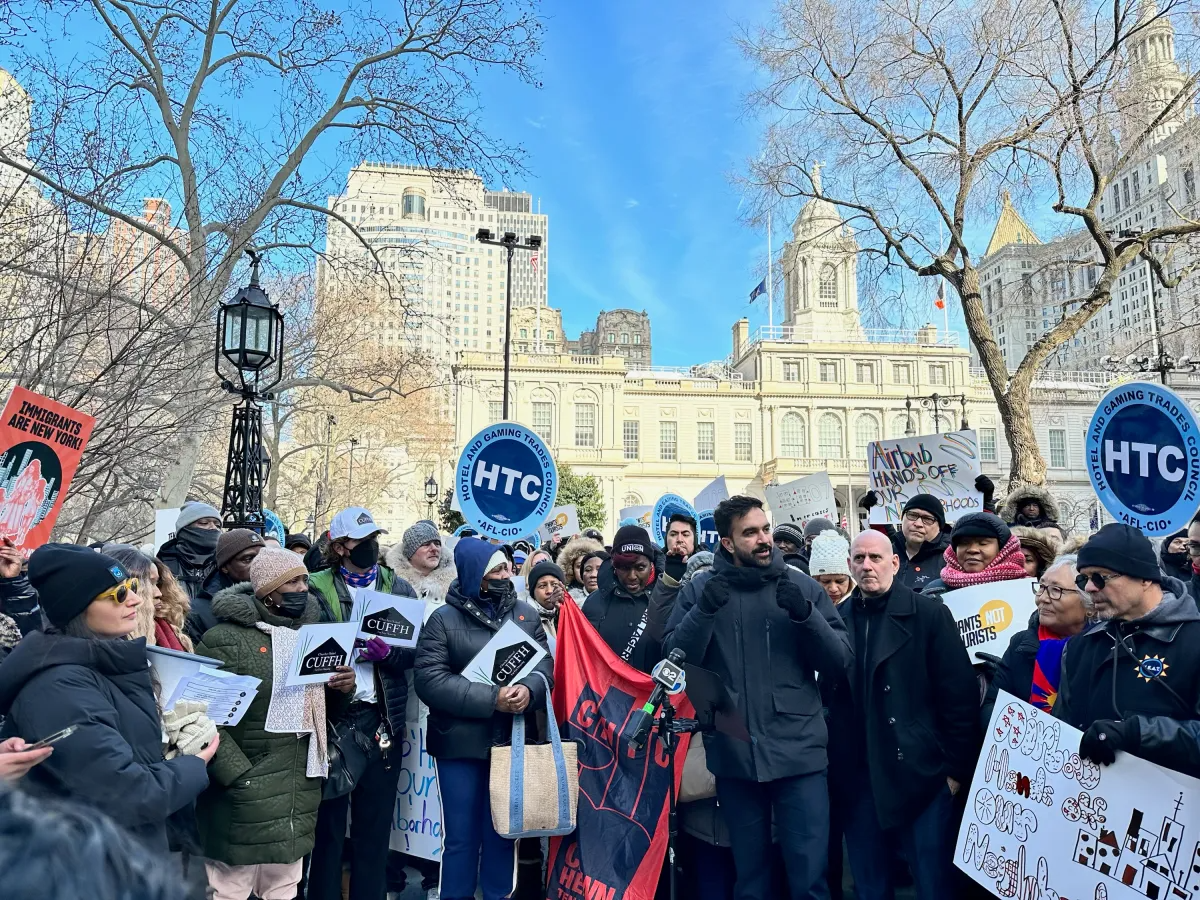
[
  {"xmin": 665, "ymin": 554, "xmax": 688, "ymax": 582},
  {"xmin": 776, "ymin": 577, "xmax": 813, "ymax": 622},
  {"xmin": 1079, "ymin": 719, "xmax": 1133, "ymax": 766},
  {"xmin": 858, "ymin": 491, "xmax": 879, "ymax": 511},
  {"xmin": 698, "ymin": 575, "xmax": 731, "ymax": 615},
  {"xmin": 974, "ymin": 475, "xmax": 995, "ymax": 503}
]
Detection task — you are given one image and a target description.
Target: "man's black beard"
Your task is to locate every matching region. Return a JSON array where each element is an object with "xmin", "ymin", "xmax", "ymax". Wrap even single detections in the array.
[{"xmin": 734, "ymin": 542, "xmax": 773, "ymax": 568}]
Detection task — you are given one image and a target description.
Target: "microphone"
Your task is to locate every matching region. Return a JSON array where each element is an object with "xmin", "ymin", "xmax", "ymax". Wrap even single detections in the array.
[{"xmin": 629, "ymin": 649, "xmax": 687, "ymax": 751}]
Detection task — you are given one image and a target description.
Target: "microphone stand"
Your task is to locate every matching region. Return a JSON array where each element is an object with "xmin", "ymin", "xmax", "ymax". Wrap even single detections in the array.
[{"xmin": 655, "ymin": 696, "xmax": 700, "ymax": 900}]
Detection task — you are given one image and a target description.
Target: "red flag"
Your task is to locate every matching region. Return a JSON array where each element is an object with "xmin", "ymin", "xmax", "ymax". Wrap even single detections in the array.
[
  {"xmin": 547, "ymin": 600, "xmax": 694, "ymax": 900},
  {"xmin": 934, "ymin": 281, "xmax": 946, "ymax": 310}
]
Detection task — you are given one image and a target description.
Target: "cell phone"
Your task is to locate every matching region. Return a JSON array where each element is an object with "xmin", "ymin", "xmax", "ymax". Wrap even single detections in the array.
[{"xmin": 28, "ymin": 725, "xmax": 79, "ymax": 750}]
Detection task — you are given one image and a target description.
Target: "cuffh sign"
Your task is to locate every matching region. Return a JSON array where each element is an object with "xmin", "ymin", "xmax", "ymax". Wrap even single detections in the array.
[
  {"xmin": 1086, "ymin": 383, "xmax": 1200, "ymax": 536},
  {"xmin": 456, "ymin": 422, "xmax": 558, "ymax": 540}
]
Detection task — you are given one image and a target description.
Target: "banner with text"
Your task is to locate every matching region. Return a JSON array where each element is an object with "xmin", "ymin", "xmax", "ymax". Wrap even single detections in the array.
[
  {"xmin": 765, "ymin": 472, "xmax": 838, "ymax": 529},
  {"xmin": 0, "ymin": 386, "xmax": 96, "ymax": 552},
  {"xmin": 956, "ymin": 691, "xmax": 1200, "ymax": 900},
  {"xmin": 868, "ymin": 430, "xmax": 982, "ymax": 525},
  {"xmin": 941, "ymin": 579, "xmax": 1038, "ymax": 664}
]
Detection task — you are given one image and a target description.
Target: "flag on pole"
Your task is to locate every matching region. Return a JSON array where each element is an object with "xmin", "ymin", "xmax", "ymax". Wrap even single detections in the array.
[
  {"xmin": 749, "ymin": 278, "xmax": 766, "ymax": 302},
  {"xmin": 934, "ymin": 281, "xmax": 946, "ymax": 310},
  {"xmin": 530, "ymin": 253, "xmax": 539, "ymax": 270}
]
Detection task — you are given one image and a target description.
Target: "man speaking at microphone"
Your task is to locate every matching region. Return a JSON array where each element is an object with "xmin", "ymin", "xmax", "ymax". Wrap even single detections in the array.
[{"xmin": 665, "ymin": 495, "xmax": 852, "ymax": 900}]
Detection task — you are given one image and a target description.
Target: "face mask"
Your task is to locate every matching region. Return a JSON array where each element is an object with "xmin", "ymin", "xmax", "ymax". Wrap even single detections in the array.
[
  {"xmin": 273, "ymin": 591, "xmax": 309, "ymax": 619},
  {"xmin": 348, "ymin": 537, "xmax": 379, "ymax": 569},
  {"xmin": 484, "ymin": 578, "xmax": 513, "ymax": 598},
  {"xmin": 176, "ymin": 526, "xmax": 219, "ymax": 564}
]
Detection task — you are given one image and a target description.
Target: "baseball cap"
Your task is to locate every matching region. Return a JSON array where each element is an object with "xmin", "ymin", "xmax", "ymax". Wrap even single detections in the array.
[{"xmin": 329, "ymin": 506, "xmax": 388, "ymax": 541}]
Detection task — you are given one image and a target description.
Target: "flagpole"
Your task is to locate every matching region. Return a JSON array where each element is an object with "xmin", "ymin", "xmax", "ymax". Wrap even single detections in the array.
[
  {"xmin": 767, "ymin": 210, "xmax": 774, "ymax": 331},
  {"xmin": 938, "ymin": 219, "xmax": 949, "ymax": 337}
]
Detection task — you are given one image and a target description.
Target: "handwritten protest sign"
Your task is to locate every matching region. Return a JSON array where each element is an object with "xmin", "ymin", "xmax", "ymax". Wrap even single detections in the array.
[
  {"xmin": 867, "ymin": 430, "xmax": 982, "ymax": 525},
  {"xmin": 765, "ymin": 472, "xmax": 838, "ymax": 529},
  {"xmin": 941, "ymin": 579, "xmax": 1038, "ymax": 663},
  {"xmin": 956, "ymin": 691, "xmax": 1200, "ymax": 900},
  {"xmin": 0, "ymin": 386, "xmax": 96, "ymax": 552},
  {"xmin": 390, "ymin": 714, "xmax": 444, "ymax": 861}
]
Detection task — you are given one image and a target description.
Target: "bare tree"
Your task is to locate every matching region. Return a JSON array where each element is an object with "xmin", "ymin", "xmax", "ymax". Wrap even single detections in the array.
[
  {"xmin": 743, "ymin": 0, "xmax": 1200, "ymax": 487},
  {"xmin": 2, "ymin": 0, "xmax": 540, "ymax": 505}
]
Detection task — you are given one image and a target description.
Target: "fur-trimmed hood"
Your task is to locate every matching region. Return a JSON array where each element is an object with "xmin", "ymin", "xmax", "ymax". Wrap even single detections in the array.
[
  {"xmin": 211, "ymin": 581, "xmax": 322, "ymax": 627},
  {"xmin": 999, "ymin": 483, "xmax": 1060, "ymax": 524},
  {"xmin": 1011, "ymin": 526, "xmax": 1060, "ymax": 574},
  {"xmin": 384, "ymin": 543, "xmax": 457, "ymax": 605},
  {"xmin": 557, "ymin": 537, "xmax": 604, "ymax": 589}
]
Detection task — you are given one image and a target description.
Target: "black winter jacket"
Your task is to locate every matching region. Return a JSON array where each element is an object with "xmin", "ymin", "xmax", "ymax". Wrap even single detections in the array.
[
  {"xmin": 891, "ymin": 530, "xmax": 951, "ymax": 592},
  {"xmin": 414, "ymin": 582, "xmax": 553, "ymax": 760},
  {"xmin": 0, "ymin": 572, "xmax": 44, "ymax": 637},
  {"xmin": 826, "ymin": 583, "xmax": 980, "ymax": 829},
  {"xmin": 183, "ymin": 568, "xmax": 234, "ymax": 645},
  {"xmin": 159, "ymin": 537, "xmax": 217, "ymax": 606},
  {"xmin": 0, "ymin": 631, "xmax": 209, "ymax": 851},
  {"xmin": 665, "ymin": 547, "xmax": 852, "ymax": 783},
  {"xmin": 981, "ymin": 611, "xmax": 1040, "ymax": 727},
  {"xmin": 1054, "ymin": 580, "xmax": 1200, "ymax": 777},
  {"xmin": 582, "ymin": 560, "xmax": 662, "ymax": 674}
]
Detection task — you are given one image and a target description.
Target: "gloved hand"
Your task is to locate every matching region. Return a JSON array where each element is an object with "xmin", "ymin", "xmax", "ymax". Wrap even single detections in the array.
[
  {"xmin": 173, "ymin": 712, "xmax": 219, "ymax": 759},
  {"xmin": 858, "ymin": 491, "xmax": 878, "ymax": 511},
  {"xmin": 163, "ymin": 700, "xmax": 215, "ymax": 759},
  {"xmin": 698, "ymin": 575, "xmax": 731, "ymax": 615},
  {"xmin": 665, "ymin": 555, "xmax": 688, "ymax": 583},
  {"xmin": 776, "ymin": 577, "xmax": 813, "ymax": 621},
  {"xmin": 1079, "ymin": 719, "xmax": 1136, "ymax": 766},
  {"xmin": 356, "ymin": 637, "xmax": 391, "ymax": 663}
]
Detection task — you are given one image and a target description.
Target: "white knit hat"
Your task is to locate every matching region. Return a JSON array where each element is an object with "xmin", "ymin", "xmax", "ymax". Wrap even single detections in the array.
[{"xmin": 808, "ymin": 531, "xmax": 851, "ymax": 577}]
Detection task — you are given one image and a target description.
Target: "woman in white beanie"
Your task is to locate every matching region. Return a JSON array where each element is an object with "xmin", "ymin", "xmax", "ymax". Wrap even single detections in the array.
[{"xmin": 808, "ymin": 531, "xmax": 853, "ymax": 606}]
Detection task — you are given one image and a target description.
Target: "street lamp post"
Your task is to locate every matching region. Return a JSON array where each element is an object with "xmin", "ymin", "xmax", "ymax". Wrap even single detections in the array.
[
  {"xmin": 425, "ymin": 473, "xmax": 439, "ymax": 517},
  {"xmin": 475, "ymin": 229, "xmax": 543, "ymax": 419},
  {"xmin": 347, "ymin": 437, "xmax": 359, "ymax": 499},
  {"xmin": 905, "ymin": 393, "xmax": 969, "ymax": 437},
  {"xmin": 215, "ymin": 250, "xmax": 284, "ymax": 532}
]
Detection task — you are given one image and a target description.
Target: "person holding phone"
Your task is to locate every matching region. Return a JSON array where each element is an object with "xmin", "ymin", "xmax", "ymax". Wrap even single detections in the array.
[
  {"xmin": 0, "ymin": 544, "xmax": 217, "ymax": 852},
  {"xmin": 0, "ymin": 736, "xmax": 53, "ymax": 781}
]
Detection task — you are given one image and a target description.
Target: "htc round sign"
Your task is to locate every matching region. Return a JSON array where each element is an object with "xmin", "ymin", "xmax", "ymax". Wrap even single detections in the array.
[
  {"xmin": 456, "ymin": 422, "xmax": 558, "ymax": 540},
  {"xmin": 1086, "ymin": 383, "xmax": 1200, "ymax": 535},
  {"xmin": 652, "ymin": 493, "xmax": 699, "ymax": 546}
]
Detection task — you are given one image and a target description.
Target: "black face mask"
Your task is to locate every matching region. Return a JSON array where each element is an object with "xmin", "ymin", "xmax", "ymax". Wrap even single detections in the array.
[
  {"xmin": 348, "ymin": 537, "xmax": 379, "ymax": 569},
  {"xmin": 176, "ymin": 526, "xmax": 219, "ymax": 565},
  {"xmin": 483, "ymin": 578, "xmax": 513, "ymax": 598},
  {"xmin": 1163, "ymin": 548, "xmax": 1189, "ymax": 571},
  {"xmin": 273, "ymin": 591, "xmax": 309, "ymax": 619}
]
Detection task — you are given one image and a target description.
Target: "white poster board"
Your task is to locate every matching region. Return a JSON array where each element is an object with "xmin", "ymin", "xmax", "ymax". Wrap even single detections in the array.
[
  {"xmin": 538, "ymin": 505, "xmax": 580, "ymax": 542},
  {"xmin": 619, "ymin": 505, "xmax": 653, "ymax": 527},
  {"xmin": 154, "ymin": 508, "xmax": 181, "ymax": 554},
  {"xmin": 867, "ymin": 429, "xmax": 983, "ymax": 525},
  {"xmin": 694, "ymin": 476, "xmax": 730, "ymax": 513},
  {"xmin": 766, "ymin": 472, "xmax": 838, "ymax": 528},
  {"xmin": 463, "ymin": 619, "xmax": 547, "ymax": 686},
  {"xmin": 956, "ymin": 691, "xmax": 1200, "ymax": 900},
  {"xmin": 389, "ymin": 712, "xmax": 444, "ymax": 861},
  {"xmin": 941, "ymin": 578, "xmax": 1038, "ymax": 663},
  {"xmin": 357, "ymin": 589, "xmax": 427, "ymax": 649},
  {"xmin": 286, "ymin": 623, "xmax": 357, "ymax": 686}
]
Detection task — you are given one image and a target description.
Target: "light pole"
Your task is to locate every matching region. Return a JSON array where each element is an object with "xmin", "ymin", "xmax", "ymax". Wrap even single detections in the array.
[
  {"xmin": 313, "ymin": 413, "xmax": 336, "ymax": 536},
  {"xmin": 215, "ymin": 250, "xmax": 284, "ymax": 532},
  {"xmin": 347, "ymin": 437, "xmax": 359, "ymax": 500},
  {"xmin": 905, "ymin": 393, "xmax": 969, "ymax": 437},
  {"xmin": 476, "ymin": 229, "xmax": 543, "ymax": 419},
  {"xmin": 425, "ymin": 473, "xmax": 439, "ymax": 518}
]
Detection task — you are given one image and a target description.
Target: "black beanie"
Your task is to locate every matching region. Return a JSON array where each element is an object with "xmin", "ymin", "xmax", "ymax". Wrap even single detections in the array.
[
  {"xmin": 902, "ymin": 493, "xmax": 947, "ymax": 529},
  {"xmin": 28, "ymin": 543, "xmax": 130, "ymax": 628},
  {"xmin": 528, "ymin": 560, "xmax": 566, "ymax": 590},
  {"xmin": 612, "ymin": 525, "xmax": 653, "ymax": 559},
  {"xmin": 950, "ymin": 512, "xmax": 1011, "ymax": 549},
  {"xmin": 1078, "ymin": 523, "xmax": 1161, "ymax": 583}
]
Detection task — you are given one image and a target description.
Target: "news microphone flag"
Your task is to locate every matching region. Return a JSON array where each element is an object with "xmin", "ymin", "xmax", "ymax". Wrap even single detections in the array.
[{"xmin": 749, "ymin": 278, "xmax": 766, "ymax": 302}]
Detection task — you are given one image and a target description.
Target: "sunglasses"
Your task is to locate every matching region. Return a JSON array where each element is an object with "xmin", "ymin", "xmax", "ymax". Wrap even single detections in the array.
[
  {"xmin": 96, "ymin": 578, "xmax": 139, "ymax": 605},
  {"xmin": 1075, "ymin": 571, "xmax": 1124, "ymax": 591}
]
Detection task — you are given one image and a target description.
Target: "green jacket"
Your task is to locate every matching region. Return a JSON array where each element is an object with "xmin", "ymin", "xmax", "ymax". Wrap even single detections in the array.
[
  {"xmin": 308, "ymin": 565, "xmax": 397, "ymax": 621},
  {"xmin": 195, "ymin": 582, "xmax": 338, "ymax": 866}
]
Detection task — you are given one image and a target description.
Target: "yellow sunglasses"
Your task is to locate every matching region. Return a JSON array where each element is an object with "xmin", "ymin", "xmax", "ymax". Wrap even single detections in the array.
[{"xmin": 96, "ymin": 578, "xmax": 139, "ymax": 605}]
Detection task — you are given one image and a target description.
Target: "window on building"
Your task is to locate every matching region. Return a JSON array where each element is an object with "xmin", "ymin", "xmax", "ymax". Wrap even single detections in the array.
[
  {"xmin": 892, "ymin": 364, "xmax": 911, "ymax": 384},
  {"xmin": 929, "ymin": 364, "xmax": 947, "ymax": 385},
  {"xmin": 697, "ymin": 422, "xmax": 715, "ymax": 461},
  {"xmin": 547, "ymin": 330, "xmax": 555, "ymax": 340},
  {"xmin": 488, "ymin": 400, "xmax": 503, "ymax": 424},
  {"xmin": 660, "ymin": 421, "xmax": 678, "ymax": 461},
  {"xmin": 734, "ymin": 423, "xmax": 752, "ymax": 462},
  {"xmin": 781, "ymin": 413, "xmax": 806, "ymax": 457},
  {"xmin": 854, "ymin": 415, "xmax": 880, "ymax": 456},
  {"xmin": 633, "ymin": 334, "xmax": 642, "ymax": 344},
  {"xmin": 819, "ymin": 361, "xmax": 838, "ymax": 382},
  {"xmin": 856, "ymin": 362, "xmax": 874, "ymax": 383},
  {"xmin": 532, "ymin": 402, "xmax": 553, "ymax": 443},
  {"xmin": 980, "ymin": 428, "xmax": 997, "ymax": 463},
  {"xmin": 1048, "ymin": 428, "xmax": 1068, "ymax": 468},
  {"xmin": 621, "ymin": 333, "xmax": 630, "ymax": 344},
  {"xmin": 519, "ymin": 328, "xmax": 527, "ymax": 338},
  {"xmin": 819, "ymin": 265, "xmax": 837, "ymax": 305},
  {"xmin": 575, "ymin": 404, "xmax": 596, "ymax": 447},
  {"xmin": 607, "ymin": 333, "xmax": 616, "ymax": 343},
  {"xmin": 891, "ymin": 414, "xmax": 912, "ymax": 438},
  {"xmin": 818, "ymin": 414, "xmax": 843, "ymax": 458},
  {"xmin": 623, "ymin": 420, "xmax": 639, "ymax": 460},
  {"xmin": 783, "ymin": 362, "xmax": 800, "ymax": 382}
]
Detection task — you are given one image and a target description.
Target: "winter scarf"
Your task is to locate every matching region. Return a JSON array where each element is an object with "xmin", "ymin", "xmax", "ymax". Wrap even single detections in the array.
[
  {"xmin": 254, "ymin": 621, "xmax": 329, "ymax": 778},
  {"xmin": 340, "ymin": 565, "xmax": 378, "ymax": 589},
  {"xmin": 1030, "ymin": 624, "xmax": 1068, "ymax": 712},
  {"xmin": 153, "ymin": 618, "xmax": 186, "ymax": 652},
  {"xmin": 940, "ymin": 535, "xmax": 1029, "ymax": 590}
]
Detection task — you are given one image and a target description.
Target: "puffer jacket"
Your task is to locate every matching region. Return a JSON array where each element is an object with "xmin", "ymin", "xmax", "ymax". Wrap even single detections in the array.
[
  {"xmin": 0, "ymin": 572, "xmax": 43, "ymax": 637},
  {"xmin": 999, "ymin": 484, "xmax": 1061, "ymax": 532},
  {"xmin": 195, "ymin": 583, "xmax": 343, "ymax": 866},
  {"xmin": 414, "ymin": 538, "xmax": 553, "ymax": 760},
  {"xmin": 0, "ymin": 631, "xmax": 209, "ymax": 851}
]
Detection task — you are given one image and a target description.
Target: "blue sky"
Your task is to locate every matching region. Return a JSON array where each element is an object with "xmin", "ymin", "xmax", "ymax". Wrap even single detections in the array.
[{"xmin": 470, "ymin": 0, "xmax": 778, "ymax": 366}]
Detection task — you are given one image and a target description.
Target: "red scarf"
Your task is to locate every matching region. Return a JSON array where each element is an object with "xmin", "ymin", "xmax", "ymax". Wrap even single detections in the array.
[
  {"xmin": 940, "ymin": 536, "xmax": 1029, "ymax": 589},
  {"xmin": 154, "ymin": 618, "xmax": 185, "ymax": 651}
]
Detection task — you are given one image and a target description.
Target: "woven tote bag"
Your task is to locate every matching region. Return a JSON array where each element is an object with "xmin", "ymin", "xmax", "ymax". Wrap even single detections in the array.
[{"xmin": 489, "ymin": 671, "xmax": 579, "ymax": 838}]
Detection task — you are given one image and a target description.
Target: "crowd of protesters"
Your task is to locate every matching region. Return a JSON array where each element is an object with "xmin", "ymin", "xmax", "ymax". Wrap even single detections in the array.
[{"xmin": 1, "ymin": 477, "xmax": 1199, "ymax": 900}]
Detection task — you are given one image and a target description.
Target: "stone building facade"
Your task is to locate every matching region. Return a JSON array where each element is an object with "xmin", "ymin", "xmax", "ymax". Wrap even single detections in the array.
[{"xmin": 568, "ymin": 309, "xmax": 652, "ymax": 368}]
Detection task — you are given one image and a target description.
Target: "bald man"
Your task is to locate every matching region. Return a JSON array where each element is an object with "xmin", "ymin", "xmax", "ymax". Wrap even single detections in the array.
[{"xmin": 823, "ymin": 530, "xmax": 979, "ymax": 900}]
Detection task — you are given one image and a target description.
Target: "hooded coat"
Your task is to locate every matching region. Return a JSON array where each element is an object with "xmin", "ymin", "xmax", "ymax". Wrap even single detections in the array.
[
  {"xmin": 1053, "ymin": 577, "xmax": 1200, "ymax": 776},
  {"xmin": 557, "ymin": 537, "xmax": 604, "ymax": 605},
  {"xmin": 414, "ymin": 538, "xmax": 553, "ymax": 761},
  {"xmin": 665, "ymin": 547, "xmax": 853, "ymax": 783},
  {"xmin": 384, "ymin": 543, "xmax": 458, "ymax": 607},
  {"xmin": 194, "ymin": 583, "xmax": 339, "ymax": 866},
  {"xmin": 999, "ymin": 484, "xmax": 1061, "ymax": 531},
  {"xmin": 0, "ymin": 631, "xmax": 209, "ymax": 851},
  {"xmin": 1159, "ymin": 528, "xmax": 1193, "ymax": 583}
]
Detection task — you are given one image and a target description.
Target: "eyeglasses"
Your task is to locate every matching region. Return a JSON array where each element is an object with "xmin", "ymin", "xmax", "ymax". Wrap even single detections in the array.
[
  {"xmin": 1033, "ymin": 582, "xmax": 1072, "ymax": 602},
  {"xmin": 96, "ymin": 578, "xmax": 139, "ymax": 605},
  {"xmin": 903, "ymin": 511, "xmax": 939, "ymax": 527},
  {"xmin": 1075, "ymin": 571, "xmax": 1125, "ymax": 591}
]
